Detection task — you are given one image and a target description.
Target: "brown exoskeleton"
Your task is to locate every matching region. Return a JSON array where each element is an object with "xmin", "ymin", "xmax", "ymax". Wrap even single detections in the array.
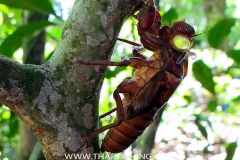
[{"xmin": 76, "ymin": 0, "xmax": 198, "ymax": 153}]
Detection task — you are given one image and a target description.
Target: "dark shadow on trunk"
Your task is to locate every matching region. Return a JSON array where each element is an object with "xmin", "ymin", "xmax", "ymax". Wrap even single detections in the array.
[{"xmin": 20, "ymin": 11, "xmax": 48, "ymax": 160}]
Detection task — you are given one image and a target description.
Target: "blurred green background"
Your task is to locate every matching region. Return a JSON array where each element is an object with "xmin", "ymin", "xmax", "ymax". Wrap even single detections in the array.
[{"xmin": 0, "ymin": 0, "xmax": 239, "ymax": 159}]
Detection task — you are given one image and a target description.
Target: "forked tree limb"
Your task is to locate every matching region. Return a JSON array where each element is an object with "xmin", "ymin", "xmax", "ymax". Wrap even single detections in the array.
[{"xmin": 0, "ymin": 0, "xmax": 143, "ymax": 159}]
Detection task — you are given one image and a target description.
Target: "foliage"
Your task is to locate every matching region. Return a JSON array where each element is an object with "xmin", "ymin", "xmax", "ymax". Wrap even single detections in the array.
[
  {"xmin": 0, "ymin": 0, "xmax": 240, "ymax": 159},
  {"xmin": 0, "ymin": 20, "xmax": 55, "ymax": 57},
  {"xmin": 208, "ymin": 18, "xmax": 236, "ymax": 48},
  {"xmin": 0, "ymin": 0, "xmax": 56, "ymax": 16}
]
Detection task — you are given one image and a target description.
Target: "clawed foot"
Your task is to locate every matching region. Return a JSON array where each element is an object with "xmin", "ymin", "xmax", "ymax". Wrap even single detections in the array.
[{"xmin": 80, "ymin": 136, "xmax": 89, "ymax": 147}]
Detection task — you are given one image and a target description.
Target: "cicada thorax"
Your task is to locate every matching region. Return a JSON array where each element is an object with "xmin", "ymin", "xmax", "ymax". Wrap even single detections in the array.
[
  {"xmin": 134, "ymin": 55, "xmax": 162, "ymax": 81},
  {"xmin": 119, "ymin": 51, "xmax": 164, "ymax": 107}
]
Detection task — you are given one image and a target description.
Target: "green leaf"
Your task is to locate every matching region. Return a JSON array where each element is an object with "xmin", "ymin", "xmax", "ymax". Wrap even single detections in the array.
[
  {"xmin": 225, "ymin": 142, "xmax": 237, "ymax": 160},
  {"xmin": 192, "ymin": 60, "xmax": 215, "ymax": 94},
  {"xmin": 198, "ymin": 115, "xmax": 213, "ymax": 130},
  {"xmin": 44, "ymin": 50, "xmax": 55, "ymax": 63},
  {"xmin": 0, "ymin": 0, "xmax": 56, "ymax": 16},
  {"xmin": 195, "ymin": 119, "xmax": 208, "ymax": 139},
  {"xmin": 183, "ymin": 95, "xmax": 191, "ymax": 103},
  {"xmin": 233, "ymin": 96, "xmax": 240, "ymax": 102},
  {"xmin": 0, "ymin": 20, "xmax": 55, "ymax": 57},
  {"xmin": 105, "ymin": 67, "xmax": 127, "ymax": 79},
  {"xmin": 227, "ymin": 50, "xmax": 240, "ymax": 64},
  {"xmin": 208, "ymin": 100, "xmax": 218, "ymax": 112},
  {"xmin": 162, "ymin": 8, "xmax": 178, "ymax": 25},
  {"xmin": 194, "ymin": 114, "xmax": 213, "ymax": 139},
  {"xmin": 0, "ymin": 143, "xmax": 3, "ymax": 151},
  {"xmin": 1, "ymin": 109, "xmax": 11, "ymax": 119},
  {"xmin": 6, "ymin": 117, "xmax": 19, "ymax": 138},
  {"xmin": 207, "ymin": 18, "xmax": 236, "ymax": 48}
]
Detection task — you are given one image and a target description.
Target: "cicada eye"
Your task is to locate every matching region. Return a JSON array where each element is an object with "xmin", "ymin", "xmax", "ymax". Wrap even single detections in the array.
[{"xmin": 172, "ymin": 35, "xmax": 192, "ymax": 52}]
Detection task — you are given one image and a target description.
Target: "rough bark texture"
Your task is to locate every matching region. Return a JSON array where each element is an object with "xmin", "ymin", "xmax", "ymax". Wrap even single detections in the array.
[
  {"xmin": 0, "ymin": 0, "xmax": 142, "ymax": 159},
  {"xmin": 20, "ymin": 11, "xmax": 47, "ymax": 160}
]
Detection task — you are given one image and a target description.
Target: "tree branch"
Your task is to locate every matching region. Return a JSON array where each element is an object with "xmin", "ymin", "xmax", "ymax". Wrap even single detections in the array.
[
  {"xmin": 20, "ymin": 11, "xmax": 48, "ymax": 160},
  {"xmin": 0, "ymin": 55, "xmax": 22, "ymax": 108},
  {"xmin": 0, "ymin": 0, "xmax": 143, "ymax": 159}
]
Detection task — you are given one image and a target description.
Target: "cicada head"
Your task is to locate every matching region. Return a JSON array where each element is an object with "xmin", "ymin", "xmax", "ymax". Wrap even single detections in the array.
[
  {"xmin": 170, "ymin": 21, "xmax": 195, "ymax": 52},
  {"xmin": 172, "ymin": 21, "xmax": 195, "ymax": 37}
]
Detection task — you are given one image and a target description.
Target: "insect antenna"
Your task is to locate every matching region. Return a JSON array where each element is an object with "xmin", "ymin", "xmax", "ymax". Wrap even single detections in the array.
[{"xmin": 192, "ymin": 23, "xmax": 216, "ymax": 37}]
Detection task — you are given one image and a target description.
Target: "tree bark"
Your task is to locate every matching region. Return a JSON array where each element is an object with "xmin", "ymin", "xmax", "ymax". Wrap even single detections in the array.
[
  {"xmin": 0, "ymin": 0, "xmax": 142, "ymax": 159},
  {"xmin": 20, "ymin": 11, "xmax": 48, "ymax": 160}
]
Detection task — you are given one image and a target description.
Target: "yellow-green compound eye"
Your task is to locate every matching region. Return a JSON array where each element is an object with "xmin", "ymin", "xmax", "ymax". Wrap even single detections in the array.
[{"xmin": 172, "ymin": 35, "xmax": 191, "ymax": 51}]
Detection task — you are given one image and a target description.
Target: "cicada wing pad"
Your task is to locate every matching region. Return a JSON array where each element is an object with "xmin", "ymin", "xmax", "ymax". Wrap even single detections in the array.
[{"xmin": 126, "ymin": 70, "xmax": 165, "ymax": 120}]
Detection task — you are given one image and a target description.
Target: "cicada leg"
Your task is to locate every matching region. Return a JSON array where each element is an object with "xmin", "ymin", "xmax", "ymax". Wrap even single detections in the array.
[
  {"xmin": 82, "ymin": 77, "xmax": 139, "ymax": 144},
  {"xmin": 99, "ymin": 108, "xmax": 116, "ymax": 119},
  {"xmin": 183, "ymin": 59, "xmax": 188, "ymax": 78}
]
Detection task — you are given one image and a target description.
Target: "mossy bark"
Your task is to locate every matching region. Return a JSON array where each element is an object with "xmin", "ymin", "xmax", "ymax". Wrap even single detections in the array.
[
  {"xmin": 20, "ymin": 11, "xmax": 48, "ymax": 160},
  {"xmin": 0, "ymin": 0, "xmax": 142, "ymax": 159}
]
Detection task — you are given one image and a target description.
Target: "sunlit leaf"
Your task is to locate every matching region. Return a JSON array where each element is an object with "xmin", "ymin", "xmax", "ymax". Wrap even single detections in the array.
[
  {"xmin": 2, "ymin": 110, "xmax": 11, "ymax": 119},
  {"xmin": 44, "ymin": 50, "xmax": 54, "ymax": 62},
  {"xmin": 233, "ymin": 96, "xmax": 240, "ymax": 102},
  {"xmin": 0, "ymin": 20, "xmax": 55, "ymax": 57},
  {"xmin": 207, "ymin": 18, "xmax": 236, "ymax": 48},
  {"xmin": 192, "ymin": 60, "xmax": 215, "ymax": 94},
  {"xmin": 0, "ymin": 0, "xmax": 57, "ymax": 16},
  {"xmin": 162, "ymin": 8, "xmax": 178, "ymax": 25},
  {"xmin": 105, "ymin": 67, "xmax": 127, "ymax": 79},
  {"xmin": 227, "ymin": 49, "xmax": 240, "ymax": 64},
  {"xmin": 225, "ymin": 142, "xmax": 237, "ymax": 160}
]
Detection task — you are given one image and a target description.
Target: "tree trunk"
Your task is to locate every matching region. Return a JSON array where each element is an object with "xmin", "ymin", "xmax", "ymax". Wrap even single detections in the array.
[
  {"xmin": 0, "ymin": 0, "xmax": 142, "ymax": 159},
  {"xmin": 20, "ymin": 11, "xmax": 48, "ymax": 160}
]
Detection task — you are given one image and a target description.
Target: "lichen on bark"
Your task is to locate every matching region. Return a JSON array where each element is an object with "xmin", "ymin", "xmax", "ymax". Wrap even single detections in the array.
[{"xmin": 0, "ymin": 0, "xmax": 142, "ymax": 159}]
